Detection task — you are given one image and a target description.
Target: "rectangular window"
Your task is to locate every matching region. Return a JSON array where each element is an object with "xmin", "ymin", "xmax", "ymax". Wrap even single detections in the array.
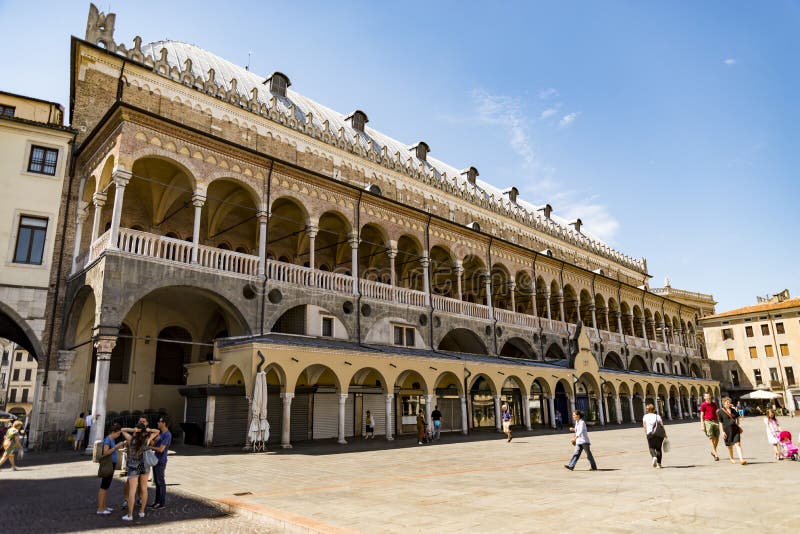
[
  {"xmin": 27, "ymin": 145, "xmax": 58, "ymax": 175},
  {"xmin": 722, "ymin": 328, "xmax": 734, "ymax": 341},
  {"xmin": 745, "ymin": 325, "xmax": 753, "ymax": 337},
  {"xmin": 9, "ymin": 389, "xmax": 16, "ymax": 403},
  {"xmin": 321, "ymin": 316, "xmax": 334, "ymax": 337},
  {"xmin": 13, "ymin": 216, "xmax": 48, "ymax": 265},
  {"xmin": 754, "ymin": 369, "xmax": 763, "ymax": 385},
  {"xmin": 12, "ymin": 369, "xmax": 19, "ymax": 381},
  {"xmin": 769, "ymin": 367, "xmax": 779, "ymax": 382},
  {"xmin": 726, "ymin": 348, "xmax": 735, "ymax": 361},
  {"xmin": 393, "ymin": 325, "xmax": 415, "ymax": 347},
  {"xmin": 15, "ymin": 351, "xmax": 23, "ymax": 361},
  {"xmin": 765, "ymin": 345, "xmax": 774, "ymax": 357},
  {"xmin": 24, "ymin": 369, "xmax": 31, "ymax": 381},
  {"xmin": 27, "ymin": 354, "xmax": 33, "ymax": 362},
  {"xmin": 749, "ymin": 346, "xmax": 758, "ymax": 358},
  {"xmin": 780, "ymin": 344, "xmax": 789, "ymax": 357},
  {"xmin": 776, "ymin": 322, "xmax": 785, "ymax": 335},
  {"xmin": 0, "ymin": 104, "xmax": 15, "ymax": 117},
  {"xmin": 761, "ymin": 324, "xmax": 770, "ymax": 336},
  {"xmin": 730, "ymin": 370, "xmax": 739, "ymax": 387},
  {"xmin": 786, "ymin": 367, "xmax": 796, "ymax": 386},
  {"xmin": 21, "ymin": 389, "xmax": 28, "ymax": 402}
]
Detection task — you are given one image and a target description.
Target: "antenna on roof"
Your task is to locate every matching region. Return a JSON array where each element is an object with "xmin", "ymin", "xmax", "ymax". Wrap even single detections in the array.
[{"xmin": 246, "ymin": 50, "xmax": 252, "ymax": 71}]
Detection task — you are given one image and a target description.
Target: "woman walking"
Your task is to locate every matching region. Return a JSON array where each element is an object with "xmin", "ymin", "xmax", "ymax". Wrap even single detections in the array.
[
  {"xmin": 642, "ymin": 404, "xmax": 666, "ymax": 468},
  {"xmin": 96, "ymin": 423, "xmax": 124, "ymax": 515},
  {"xmin": 0, "ymin": 420, "xmax": 24, "ymax": 470},
  {"xmin": 764, "ymin": 409, "xmax": 782, "ymax": 460},
  {"xmin": 416, "ymin": 412, "xmax": 426, "ymax": 445},
  {"xmin": 121, "ymin": 422, "xmax": 159, "ymax": 520},
  {"xmin": 74, "ymin": 412, "xmax": 86, "ymax": 452},
  {"xmin": 718, "ymin": 397, "xmax": 746, "ymax": 465}
]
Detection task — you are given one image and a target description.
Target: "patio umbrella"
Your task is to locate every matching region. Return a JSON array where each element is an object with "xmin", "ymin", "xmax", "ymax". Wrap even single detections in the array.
[
  {"xmin": 739, "ymin": 390, "xmax": 782, "ymax": 400},
  {"xmin": 248, "ymin": 371, "xmax": 270, "ymax": 445}
]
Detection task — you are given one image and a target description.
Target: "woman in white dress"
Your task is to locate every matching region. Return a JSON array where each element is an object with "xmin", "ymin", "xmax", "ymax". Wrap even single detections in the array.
[{"xmin": 764, "ymin": 409, "xmax": 781, "ymax": 460}]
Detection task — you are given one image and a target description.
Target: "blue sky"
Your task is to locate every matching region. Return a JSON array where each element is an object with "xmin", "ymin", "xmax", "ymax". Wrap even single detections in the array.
[{"xmin": 1, "ymin": 1, "xmax": 798, "ymax": 312}]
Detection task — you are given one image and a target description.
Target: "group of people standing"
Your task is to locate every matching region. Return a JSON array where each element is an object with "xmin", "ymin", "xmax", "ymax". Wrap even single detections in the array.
[{"xmin": 95, "ymin": 414, "xmax": 173, "ymax": 522}]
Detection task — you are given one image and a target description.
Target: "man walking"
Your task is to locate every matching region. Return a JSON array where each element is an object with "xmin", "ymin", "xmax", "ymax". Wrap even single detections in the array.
[
  {"xmin": 501, "ymin": 404, "xmax": 513, "ymax": 442},
  {"xmin": 431, "ymin": 405, "xmax": 442, "ymax": 441},
  {"xmin": 84, "ymin": 410, "xmax": 93, "ymax": 449},
  {"xmin": 564, "ymin": 410, "xmax": 597, "ymax": 471},
  {"xmin": 699, "ymin": 392, "xmax": 720, "ymax": 461},
  {"xmin": 149, "ymin": 415, "xmax": 172, "ymax": 509}
]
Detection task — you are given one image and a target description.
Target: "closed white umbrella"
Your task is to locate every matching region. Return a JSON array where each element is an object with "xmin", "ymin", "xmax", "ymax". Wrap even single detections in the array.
[
  {"xmin": 740, "ymin": 390, "xmax": 782, "ymax": 400},
  {"xmin": 257, "ymin": 371, "xmax": 270, "ymax": 443},
  {"xmin": 249, "ymin": 371, "xmax": 265, "ymax": 445}
]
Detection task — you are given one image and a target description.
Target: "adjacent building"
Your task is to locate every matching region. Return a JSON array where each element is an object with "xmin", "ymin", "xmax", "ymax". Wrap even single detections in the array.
[
  {"xmin": 0, "ymin": 340, "xmax": 38, "ymax": 421},
  {"xmin": 700, "ymin": 290, "xmax": 799, "ymax": 412},
  {"xmin": 36, "ymin": 4, "xmax": 718, "ymax": 448}
]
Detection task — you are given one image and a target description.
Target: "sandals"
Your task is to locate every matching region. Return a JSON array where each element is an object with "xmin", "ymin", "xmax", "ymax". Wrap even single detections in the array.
[{"xmin": 711, "ymin": 453, "xmax": 719, "ymax": 461}]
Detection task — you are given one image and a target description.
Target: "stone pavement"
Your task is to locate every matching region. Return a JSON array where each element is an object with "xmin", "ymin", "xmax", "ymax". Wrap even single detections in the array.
[{"xmin": 3, "ymin": 416, "xmax": 800, "ymax": 533}]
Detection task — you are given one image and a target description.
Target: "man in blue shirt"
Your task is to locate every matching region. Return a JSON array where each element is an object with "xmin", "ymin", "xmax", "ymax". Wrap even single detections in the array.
[{"xmin": 149, "ymin": 415, "xmax": 172, "ymax": 509}]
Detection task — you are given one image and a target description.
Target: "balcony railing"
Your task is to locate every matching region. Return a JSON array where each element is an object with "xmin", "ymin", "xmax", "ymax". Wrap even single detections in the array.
[{"xmin": 83, "ymin": 227, "xmax": 699, "ymax": 355}]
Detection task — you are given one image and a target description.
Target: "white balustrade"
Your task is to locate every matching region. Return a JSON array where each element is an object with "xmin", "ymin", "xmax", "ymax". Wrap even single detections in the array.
[
  {"xmin": 266, "ymin": 259, "xmax": 353, "ymax": 294},
  {"xmin": 88, "ymin": 231, "xmax": 111, "ymax": 263},
  {"xmin": 360, "ymin": 279, "xmax": 426, "ymax": 307},
  {"xmin": 494, "ymin": 308, "xmax": 538, "ymax": 329}
]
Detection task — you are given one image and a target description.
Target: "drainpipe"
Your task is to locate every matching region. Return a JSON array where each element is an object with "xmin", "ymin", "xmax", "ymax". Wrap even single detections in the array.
[
  {"xmin": 258, "ymin": 160, "xmax": 274, "ymax": 336},
  {"xmin": 487, "ymin": 237, "xmax": 498, "ymax": 355},
  {"xmin": 354, "ymin": 190, "xmax": 364, "ymax": 344},
  {"xmin": 425, "ymin": 213, "xmax": 434, "ymax": 350},
  {"xmin": 531, "ymin": 252, "xmax": 542, "ymax": 355},
  {"xmin": 641, "ymin": 280, "xmax": 651, "ymax": 353},
  {"xmin": 559, "ymin": 260, "xmax": 568, "ymax": 336}
]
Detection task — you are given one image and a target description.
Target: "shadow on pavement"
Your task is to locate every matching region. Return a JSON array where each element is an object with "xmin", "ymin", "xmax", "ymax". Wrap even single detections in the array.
[{"xmin": 0, "ymin": 475, "xmax": 231, "ymax": 533}]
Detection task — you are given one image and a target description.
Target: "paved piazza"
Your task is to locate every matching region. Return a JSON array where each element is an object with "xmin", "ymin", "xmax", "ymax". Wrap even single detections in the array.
[{"xmin": 3, "ymin": 416, "xmax": 799, "ymax": 533}]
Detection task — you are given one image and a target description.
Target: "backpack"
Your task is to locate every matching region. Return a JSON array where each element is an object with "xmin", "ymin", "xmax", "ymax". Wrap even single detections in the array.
[{"xmin": 92, "ymin": 439, "xmax": 104, "ymax": 463}]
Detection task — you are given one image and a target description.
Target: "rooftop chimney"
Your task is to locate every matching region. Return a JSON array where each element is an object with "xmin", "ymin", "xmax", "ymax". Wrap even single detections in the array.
[
  {"xmin": 411, "ymin": 141, "xmax": 430, "ymax": 162},
  {"xmin": 538, "ymin": 204, "xmax": 553, "ymax": 219},
  {"xmin": 345, "ymin": 110, "xmax": 369, "ymax": 132},
  {"xmin": 461, "ymin": 166, "xmax": 479, "ymax": 186}
]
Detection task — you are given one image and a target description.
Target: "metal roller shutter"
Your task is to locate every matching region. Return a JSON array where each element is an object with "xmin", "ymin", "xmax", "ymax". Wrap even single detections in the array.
[
  {"xmin": 345, "ymin": 394, "xmax": 355, "ymax": 437},
  {"xmin": 267, "ymin": 391, "xmax": 282, "ymax": 444},
  {"xmin": 185, "ymin": 397, "xmax": 206, "ymax": 425},
  {"xmin": 312, "ymin": 393, "xmax": 338, "ymax": 439},
  {"xmin": 213, "ymin": 395, "xmax": 249, "ymax": 447},
  {"xmin": 362, "ymin": 394, "xmax": 386, "ymax": 436},
  {"xmin": 436, "ymin": 397, "xmax": 461, "ymax": 433},
  {"xmin": 290, "ymin": 393, "xmax": 310, "ymax": 442}
]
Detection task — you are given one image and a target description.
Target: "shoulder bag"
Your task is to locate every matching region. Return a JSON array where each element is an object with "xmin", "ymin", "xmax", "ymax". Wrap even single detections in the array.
[
  {"xmin": 97, "ymin": 454, "xmax": 114, "ymax": 478},
  {"xmin": 144, "ymin": 448, "xmax": 159, "ymax": 467},
  {"xmin": 652, "ymin": 419, "xmax": 667, "ymax": 439}
]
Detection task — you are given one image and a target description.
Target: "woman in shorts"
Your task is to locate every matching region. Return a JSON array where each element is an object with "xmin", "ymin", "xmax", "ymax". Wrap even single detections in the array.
[
  {"xmin": 120, "ymin": 422, "xmax": 159, "ymax": 520},
  {"xmin": 96, "ymin": 423, "xmax": 124, "ymax": 515},
  {"xmin": 0, "ymin": 420, "xmax": 24, "ymax": 470}
]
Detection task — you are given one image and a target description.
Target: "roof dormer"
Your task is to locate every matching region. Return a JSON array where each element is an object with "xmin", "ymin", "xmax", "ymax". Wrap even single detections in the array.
[
  {"xmin": 461, "ymin": 166, "xmax": 479, "ymax": 186},
  {"xmin": 411, "ymin": 141, "xmax": 430, "ymax": 162},
  {"xmin": 345, "ymin": 110, "xmax": 369, "ymax": 132},
  {"xmin": 264, "ymin": 71, "xmax": 291, "ymax": 97},
  {"xmin": 570, "ymin": 218, "xmax": 583, "ymax": 233},
  {"xmin": 538, "ymin": 204, "xmax": 553, "ymax": 219},
  {"xmin": 504, "ymin": 187, "xmax": 519, "ymax": 204}
]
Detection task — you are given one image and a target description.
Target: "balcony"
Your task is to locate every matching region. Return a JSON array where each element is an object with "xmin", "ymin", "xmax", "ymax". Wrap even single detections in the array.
[{"xmin": 82, "ymin": 227, "xmax": 698, "ymax": 356}]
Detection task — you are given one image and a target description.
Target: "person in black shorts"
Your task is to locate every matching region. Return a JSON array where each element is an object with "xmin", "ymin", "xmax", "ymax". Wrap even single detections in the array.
[{"xmin": 431, "ymin": 406, "xmax": 442, "ymax": 441}]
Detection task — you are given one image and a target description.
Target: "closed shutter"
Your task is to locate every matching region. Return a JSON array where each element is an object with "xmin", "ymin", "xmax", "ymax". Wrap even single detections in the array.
[
  {"xmin": 290, "ymin": 393, "xmax": 310, "ymax": 442},
  {"xmin": 362, "ymin": 394, "xmax": 385, "ymax": 436},
  {"xmin": 212, "ymin": 395, "xmax": 249, "ymax": 447},
  {"xmin": 345, "ymin": 394, "xmax": 355, "ymax": 437},
  {"xmin": 185, "ymin": 397, "xmax": 206, "ymax": 425},
  {"xmin": 436, "ymin": 397, "xmax": 461, "ymax": 433},
  {"xmin": 313, "ymin": 393, "xmax": 338, "ymax": 439},
  {"xmin": 267, "ymin": 391, "xmax": 282, "ymax": 444}
]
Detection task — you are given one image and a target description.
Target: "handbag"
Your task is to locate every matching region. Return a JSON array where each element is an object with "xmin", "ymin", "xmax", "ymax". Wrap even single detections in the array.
[
  {"xmin": 652, "ymin": 420, "xmax": 667, "ymax": 439},
  {"xmin": 737, "ymin": 425, "xmax": 744, "ymax": 435},
  {"xmin": 662, "ymin": 437, "xmax": 671, "ymax": 453},
  {"xmin": 97, "ymin": 455, "xmax": 114, "ymax": 478},
  {"xmin": 144, "ymin": 449, "xmax": 159, "ymax": 467}
]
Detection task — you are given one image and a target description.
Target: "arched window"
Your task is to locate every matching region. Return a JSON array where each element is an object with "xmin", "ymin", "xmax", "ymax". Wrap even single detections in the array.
[{"xmin": 154, "ymin": 326, "xmax": 193, "ymax": 385}]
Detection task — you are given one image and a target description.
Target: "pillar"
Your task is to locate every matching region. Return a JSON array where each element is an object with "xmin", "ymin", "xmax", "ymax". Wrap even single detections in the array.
[
  {"xmin": 545, "ymin": 290, "xmax": 552, "ymax": 321},
  {"xmin": 257, "ymin": 209, "xmax": 268, "ymax": 276},
  {"xmin": 338, "ymin": 393, "xmax": 348, "ymax": 444},
  {"xmin": 191, "ymin": 193, "xmax": 205, "ymax": 264},
  {"xmin": 590, "ymin": 304, "xmax": 598, "ymax": 331},
  {"xmin": 614, "ymin": 395, "xmax": 623, "ymax": 424},
  {"xmin": 108, "ymin": 169, "xmax": 132, "ymax": 249},
  {"xmin": 509, "ymin": 281, "xmax": 517, "ymax": 312},
  {"xmin": 349, "ymin": 233, "xmax": 359, "ymax": 295},
  {"xmin": 532, "ymin": 286, "xmax": 539, "ymax": 317},
  {"xmin": 616, "ymin": 312, "xmax": 624, "ymax": 337},
  {"xmin": 424, "ymin": 394, "xmax": 434, "ymax": 428},
  {"xmin": 306, "ymin": 223, "xmax": 318, "ymax": 278},
  {"xmin": 71, "ymin": 206, "xmax": 88, "ymax": 273},
  {"xmin": 640, "ymin": 316, "xmax": 648, "ymax": 340},
  {"xmin": 569, "ymin": 395, "xmax": 576, "ymax": 417},
  {"xmin": 89, "ymin": 192, "xmax": 107, "ymax": 245},
  {"xmin": 629, "ymin": 396, "xmax": 636, "ymax": 423},
  {"xmin": 493, "ymin": 395, "xmax": 502, "ymax": 431},
  {"xmin": 665, "ymin": 397, "xmax": 673, "ymax": 420},
  {"xmin": 387, "ymin": 248, "xmax": 397, "ymax": 287},
  {"xmin": 385, "ymin": 394, "xmax": 394, "ymax": 440},
  {"xmin": 558, "ymin": 292, "xmax": 566, "ymax": 323},
  {"xmin": 660, "ymin": 321, "xmax": 668, "ymax": 344},
  {"xmin": 548, "ymin": 396, "xmax": 556, "ymax": 429},
  {"xmin": 281, "ymin": 392, "xmax": 294, "ymax": 449},
  {"xmin": 676, "ymin": 394, "xmax": 684, "ymax": 419},
  {"xmin": 86, "ymin": 335, "xmax": 116, "ymax": 452},
  {"xmin": 460, "ymin": 395, "xmax": 468, "ymax": 435},
  {"xmin": 421, "ymin": 254, "xmax": 431, "ymax": 306},
  {"xmin": 523, "ymin": 395, "xmax": 532, "ymax": 431},
  {"xmin": 597, "ymin": 393, "xmax": 606, "ymax": 426},
  {"xmin": 455, "ymin": 262, "xmax": 464, "ymax": 301},
  {"xmin": 485, "ymin": 274, "xmax": 494, "ymax": 318},
  {"xmin": 604, "ymin": 308, "xmax": 611, "ymax": 332}
]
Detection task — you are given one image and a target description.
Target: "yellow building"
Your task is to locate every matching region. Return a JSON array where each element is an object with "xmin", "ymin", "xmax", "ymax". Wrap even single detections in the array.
[
  {"xmin": 0, "ymin": 340, "xmax": 38, "ymax": 421},
  {"xmin": 700, "ymin": 291, "xmax": 799, "ymax": 413},
  {"xmin": 36, "ymin": 4, "xmax": 718, "ymax": 448}
]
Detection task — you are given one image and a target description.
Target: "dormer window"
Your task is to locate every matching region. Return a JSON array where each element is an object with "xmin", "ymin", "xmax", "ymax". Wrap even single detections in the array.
[
  {"xmin": 412, "ymin": 141, "xmax": 430, "ymax": 162},
  {"xmin": 264, "ymin": 72, "xmax": 291, "ymax": 97},
  {"xmin": 504, "ymin": 187, "xmax": 519, "ymax": 204},
  {"xmin": 570, "ymin": 218, "xmax": 582, "ymax": 233},
  {"xmin": 461, "ymin": 166, "xmax": 479, "ymax": 186},
  {"xmin": 346, "ymin": 110, "xmax": 368, "ymax": 132},
  {"xmin": 538, "ymin": 204, "xmax": 553, "ymax": 219}
]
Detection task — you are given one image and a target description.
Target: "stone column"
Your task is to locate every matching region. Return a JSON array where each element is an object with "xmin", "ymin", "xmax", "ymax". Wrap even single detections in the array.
[
  {"xmin": 604, "ymin": 308, "xmax": 611, "ymax": 332},
  {"xmin": 108, "ymin": 169, "xmax": 132, "ymax": 249},
  {"xmin": 640, "ymin": 316, "xmax": 648, "ymax": 340},
  {"xmin": 569, "ymin": 395, "xmax": 576, "ymax": 416},
  {"xmin": 306, "ymin": 224, "xmax": 318, "ymax": 269},
  {"xmin": 532, "ymin": 287, "xmax": 539, "ymax": 317},
  {"xmin": 86, "ymin": 335, "xmax": 116, "ymax": 452},
  {"xmin": 660, "ymin": 321, "xmax": 668, "ymax": 344},
  {"xmin": 548, "ymin": 396, "xmax": 556, "ymax": 429},
  {"xmin": 493, "ymin": 395, "xmax": 502, "ymax": 431},
  {"xmin": 338, "ymin": 393, "xmax": 348, "ymax": 444},
  {"xmin": 616, "ymin": 312, "xmax": 624, "ymax": 336},
  {"xmin": 485, "ymin": 274, "xmax": 494, "ymax": 319},
  {"xmin": 676, "ymin": 395, "xmax": 684, "ymax": 419},
  {"xmin": 349, "ymin": 233, "xmax": 359, "ymax": 295},
  {"xmin": 597, "ymin": 394, "xmax": 606, "ymax": 426},
  {"xmin": 190, "ymin": 193, "xmax": 205, "ymax": 264},
  {"xmin": 590, "ymin": 303, "xmax": 598, "ymax": 331},
  {"xmin": 280, "ymin": 392, "xmax": 294, "ymax": 449},
  {"xmin": 424, "ymin": 394, "xmax": 434, "ymax": 428},
  {"xmin": 257, "ymin": 209, "xmax": 268, "ymax": 277},
  {"xmin": 686, "ymin": 396, "xmax": 693, "ymax": 418},
  {"xmin": 557, "ymin": 292, "xmax": 566, "ymax": 323},
  {"xmin": 509, "ymin": 281, "xmax": 517, "ymax": 312},
  {"xmin": 387, "ymin": 248, "xmax": 397, "ymax": 287},
  {"xmin": 614, "ymin": 395, "xmax": 623, "ymax": 424},
  {"xmin": 460, "ymin": 395, "xmax": 469, "ymax": 435},
  {"xmin": 90, "ymin": 192, "xmax": 107, "ymax": 246},
  {"xmin": 385, "ymin": 393, "xmax": 394, "ymax": 440},
  {"xmin": 421, "ymin": 254, "xmax": 431, "ymax": 306},
  {"xmin": 71, "ymin": 205, "xmax": 88, "ymax": 273},
  {"xmin": 545, "ymin": 290, "xmax": 552, "ymax": 321},
  {"xmin": 454, "ymin": 262, "xmax": 464, "ymax": 300},
  {"xmin": 642, "ymin": 397, "xmax": 648, "ymax": 418},
  {"xmin": 523, "ymin": 395, "xmax": 532, "ymax": 431},
  {"xmin": 665, "ymin": 397, "xmax": 673, "ymax": 420},
  {"xmin": 653, "ymin": 397, "xmax": 659, "ymax": 416},
  {"xmin": 629, "ymin": 396, "xmax": 636, "ymax": 423}
]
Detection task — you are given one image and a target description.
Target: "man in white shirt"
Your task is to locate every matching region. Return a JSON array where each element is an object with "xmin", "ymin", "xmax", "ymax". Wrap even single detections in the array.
[
  {"xmin": 564, "ymin": 410, "xmax": 597, "ymax": 471},
  {"xmin": 85, "ymin": 410, "xmax": 93, "ymax": 448}
]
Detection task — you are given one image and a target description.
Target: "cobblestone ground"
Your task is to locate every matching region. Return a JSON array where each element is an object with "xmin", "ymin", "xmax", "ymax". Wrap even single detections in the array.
[{"xmin": 0, "ymin": 450, "xmax": 272, "ymax": 533}]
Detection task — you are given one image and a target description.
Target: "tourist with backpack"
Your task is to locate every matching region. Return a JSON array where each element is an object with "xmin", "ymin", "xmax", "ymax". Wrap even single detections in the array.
[{"xmin": 96, "ymin": 423, "xmax": 124, "ymax": 515}]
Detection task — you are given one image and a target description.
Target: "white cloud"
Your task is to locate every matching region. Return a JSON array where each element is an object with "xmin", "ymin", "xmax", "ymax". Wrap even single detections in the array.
[
  {"xmin": 724, "ymin": 58, "xmax": 736, "ymax": 66},
  {"xmin": 540, "ymin": 108, "xmax": 558, "ymax": 120},
  {"xmin": 538, "ymin": 88, "xmax": 559, "ymax": 100},
  {"xmin": 471, "ymin": 89, "xmax": 536, "ymax": 169},
  {"xmin": 558, "ymin": 112, "xmax": 580, "ymax": 128}
]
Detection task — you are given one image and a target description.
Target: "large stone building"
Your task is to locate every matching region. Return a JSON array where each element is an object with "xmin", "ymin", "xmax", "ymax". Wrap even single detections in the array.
[
  {"xmin": 0, "ymin": 90, "xmax": 74, "ymax": 428},
  {"xmin": 37, "ymin": 4, "xmax": 718, "ymax": 448},
  {"xmin": 700, "ymin": 290, "xmax": 799, "ymax": 412}
]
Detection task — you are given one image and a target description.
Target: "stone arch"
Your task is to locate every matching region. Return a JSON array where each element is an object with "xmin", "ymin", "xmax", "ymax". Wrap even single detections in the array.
[
  {"xmin": 397, "ymin": 234, "xmax": 424, "ymax": 292},
  {"xmin": 395, "ymin": 369, "xmax": 429, "ymax": 395},
  {"xmin": 607, "ymin": 298, "xmax": 620, "ymax": 333},
  {"xmin": 268, "ymin": 196, "xmax": 308, "ymax": 264},
  {"xmin": 433, "ymin": 371, "xmax": 464, "ymax": 396},
  {"xmin": 499, "ymin": 337, "xmax": 535, "ymax": 359},
  {"xmin": 513, "ymin": 268, "xmax": 534, "ymax": 314},
  {"xmin": 490, "ymin": 262, "xmax": 512, "ymax": 309},
  {"xmin": 620, "ymin": 301, "xmax": 633, "ymax": 336},
  {"xmin": 461, "ymin": 254, "xmax": 488, "ymax": 305},
  {"xmin": 0, "ymin": 300, "xmax": 44, "ymax": 359},
  {"xmin": 644, "ymin": 308, "xmax": 654, "ymax": 340},
  {"xmin": 317, "ymin": 209, "xmax": 353, "ymax": 276},
  {"xmin": 549, "ymin": 280, "xmax": 562, "ymax": 321},
  {"xmin": 295, "ymin": 363, "xmax": 343, "ymax": 393},
  {"xmin": 346, "ymin": 366, "xmax": 389, "ymax": 392},
  {"xmin": 61, "ymin": 285, "xmax": 97, "ymax": 350},
  {"xmin": 429, "ymin": 244, "xmax": 456, "ymax": 297},
  {"xmin": 689, "ymin": 363, "xmax": 702, "ymax": 378},
  {"xmin": 535, "ymin": 276, "xmax": 549, "ymax": 320},
  {"xmin": 563, "ymin": 284, "xmax": 578, "ymax": 323},
  {"xmin": 629, "ymin": 354, "xmax": 649, "ymax": 372},
  {"xmin": 579, "ymin": 289, "xmax": 593, "ymax": 326},
  {"xmin": 359, "ymin": 223, "xmax": 391, "ymax": 284},
  {"xmin": 268, "ymin": 303, "xmax": 351, "ymax": 339},
  {"xmin": 438, "ymin": 328, "xmax": 488, "ymax": 355},
  {"xmin": 202, "ymin": 178, "xmax": 260, "ymax": 253},
  {"xmin": 603, "ymin": 351, "xmax": 625, "ymax": 370},
  {"xmin": 221, "ymin": 364, "xmax": 246, "ymax": 386},
  {"xmin": 544, "ymin": 342, "xmax": 567, "ymax": 361},
  {"xmin": 594, "ymin": 293, "xmax": 607, "ymax": 331}
]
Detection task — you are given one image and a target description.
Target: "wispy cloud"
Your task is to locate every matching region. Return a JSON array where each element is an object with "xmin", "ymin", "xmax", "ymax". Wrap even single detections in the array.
[
  {"xmin": 540, "ymin": 108, "xmax": 558, "ymax": 120},
  {"xmin": 558, "ymin": 112, "xmax": 580, "ymax": 128},
  {"xmin": 538, "ymin": 88, "xmax": 559, "ymax": 100},
  {"xmin": 724, "ymin": 58, "xmax": 736, "ymax": 66},
  {"xmin": 471, "ymin": 89, "xmax": 535, "ymax": 169}
]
